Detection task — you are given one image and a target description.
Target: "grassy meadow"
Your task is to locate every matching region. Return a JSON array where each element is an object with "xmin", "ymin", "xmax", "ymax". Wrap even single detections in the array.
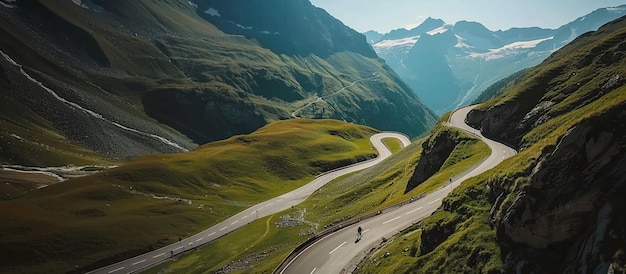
[
  {"xmin": 0, "ymin": 119, "xmax": 381, "ymax": 274},
  {"xmin": 147, "ymin": 122, "xmax": 491, "ymax": 273}
]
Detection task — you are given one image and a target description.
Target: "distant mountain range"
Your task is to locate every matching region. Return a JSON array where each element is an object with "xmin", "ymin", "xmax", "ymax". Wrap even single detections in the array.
[{"xmin": 366, "ymin": 5, "xmax": 626, "ymax": 114}]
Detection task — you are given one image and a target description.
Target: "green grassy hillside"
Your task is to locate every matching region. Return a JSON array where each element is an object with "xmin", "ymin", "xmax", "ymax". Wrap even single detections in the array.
[
  {"xmin": 0, "ymin": 0, "xmax": 435, "ymax": 163},
  {"xmin": 147, "ymin": 115, "xmax": 490, "ymax": 273},
  {"xmin": 358, "ymin": 16, "xmax": 626, "ymax": 274},
  {"xmin": 0, "ymin": 119, "xmax": 379, "ymax": 273}
]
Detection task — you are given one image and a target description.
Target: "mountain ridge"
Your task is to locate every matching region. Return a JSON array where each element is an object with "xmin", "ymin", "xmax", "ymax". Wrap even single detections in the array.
[
  {"xmin": 197, "ymin": 0, "xmax": 377, "ymax": 58},
  {"xmin": 0, "ymin": 0, "xmax": 436, "ymax": 164},
  {"xmin": 369, "ymin": 4, "xmax": 626, "ymax": 114}
]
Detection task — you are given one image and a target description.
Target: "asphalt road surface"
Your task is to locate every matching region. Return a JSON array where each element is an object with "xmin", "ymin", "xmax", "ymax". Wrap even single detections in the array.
[
  {"xmin": 88, "ymin": 132, "xmax": 410, "ymax": 274},
  {"xmin": 279, "ymin": 105, "xmax": 517, "ymax": 274}
]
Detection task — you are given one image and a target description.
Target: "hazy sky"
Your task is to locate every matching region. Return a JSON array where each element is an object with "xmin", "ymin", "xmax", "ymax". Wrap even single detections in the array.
[{"xmin": 309, "ymin": 0, "xmax": 626, "ymax": 33}]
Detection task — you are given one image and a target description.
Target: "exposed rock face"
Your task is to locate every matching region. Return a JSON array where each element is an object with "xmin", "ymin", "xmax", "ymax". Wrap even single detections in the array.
[
  {"xmin": 465, "ymin": 101, "xmax": 523, "ymax": 149},
  {"xmin": 493, "ymin": 104, "xmax": 626, "ymax": 273},
  {"xmin": 419, "ymin": 213, "xmax": 458, "ymax": 254},
  {"xmin": 468, "ymin": 70, "xmax": 625, "ymax": 151},
  {"xmin": 405, "ymin": 129, "xmax": 457, "ymax": 193}
]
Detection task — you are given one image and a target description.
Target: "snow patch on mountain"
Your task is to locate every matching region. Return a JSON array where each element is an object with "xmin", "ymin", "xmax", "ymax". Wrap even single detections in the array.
[
  {"xmin": 469, "ymin": 37, "xmax": 554, "ymax": 60},
  {"xmin": 454, "ymin": 35, "xmax": 472, "ymax": 49},
  {"xmin": 607, "ymin": 6, "xmax": 626, "ymax": 12},
  {"xmin": 373, "ymin": 36, "xmax": 420, "ymax": 51},
  {"xmin": 427, "ymin": 25, "xmax": 450, "ymax": 35},
  {"xmin": 205, "ymin": 7, "xmax": 220, "ymax": 17},
  {"xmin": 228, "ymin": 21, "xmax": 252, "ymax": 30},
  {"xmin": 500, "ymin": 37, "xmax": 554, "ymax": 50},
  {"xmin": 259, "ymin": 30, "xmax": 280, "ymax": 35},
  {"xmin": 373, "ymin": 25, "xmax": 450, "ymax": 51},
  {"xmin": 455, "ymin": 31, "xmax": 501, "ymax": 49}
]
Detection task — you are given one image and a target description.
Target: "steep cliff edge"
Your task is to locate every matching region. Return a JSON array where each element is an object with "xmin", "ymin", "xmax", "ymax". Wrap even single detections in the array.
[
  {"xmin": 493, "ymin": 104, "xmax": 626, "ymax": 272},
  {"xmin": 405, "ymin": 124, "xmax": 476, "ymax": 193}
]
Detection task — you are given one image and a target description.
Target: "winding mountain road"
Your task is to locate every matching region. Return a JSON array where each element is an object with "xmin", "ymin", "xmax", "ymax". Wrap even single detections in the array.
[
  {"xmin": 291, "ymin": 74, "xmax": 378, "ymax": 118},
  {"xmin": 88, "ymin": 132, "xmax": 410, "ymax": 274},
  {"xmin": 278, "ymin": 105, "xmax": 517, "ymax": 274}
]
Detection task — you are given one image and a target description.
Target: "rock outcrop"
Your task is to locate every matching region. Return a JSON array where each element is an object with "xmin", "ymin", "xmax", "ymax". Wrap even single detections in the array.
[
  {"xmin": 492, "ymin": 104, "xmax": 626, "ymax": 273},
  {"xmin": 405, "ymin": 129, "xmax": 460, "ymax": 193}
]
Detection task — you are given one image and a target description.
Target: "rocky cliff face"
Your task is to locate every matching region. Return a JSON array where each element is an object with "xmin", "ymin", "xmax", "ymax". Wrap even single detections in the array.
[
  {"xmin": 491, "ymin": 104, "xmax": 626, "ymax": 272},
  {"xmin": 405, "ymin": 128, "xmax": 458, "ymax": 193}
]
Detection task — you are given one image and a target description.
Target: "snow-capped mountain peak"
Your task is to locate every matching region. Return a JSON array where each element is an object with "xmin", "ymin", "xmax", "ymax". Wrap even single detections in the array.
[
  {"xmin": 427, "ymin": 25, "xmax": 451, "ymax": 35},
  {"xmin": 373, "ymin": 35, "xmax": 420, "ymax": 52},
  {"xmin": 369, "ymin": 5, "xmax": 626, "ymax": 114},
  {"xmin": 469, "ymin": 36, "xmax": 555, "ymax": 60}
]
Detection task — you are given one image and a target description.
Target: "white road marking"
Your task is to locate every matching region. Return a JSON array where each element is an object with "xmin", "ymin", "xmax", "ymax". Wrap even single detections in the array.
[
  {"xmin": 329, "ymin": 241, "xmax": 347, "ymax": 254},
  {"xmin": 232, "ymin": 220, "xmax": 239, "ymax": 225},
  {"xmin": 208, "ymin": 232, "xmax": 216, "ymax": 237},
  {"xmin": 153, "ymin": 253, "xmax": 165, "ymax": 258},
  {"xmin": 220, "ymin": 226, "xmax": 227, "ymax": 231},
  {"xmin": 172, "ymin": 246, "xmax": 182, "ymax": 251},
  {"xmin": 132, "ymin": 259, "xmax": 146, "ymax": 265},
  {"xmin": 427, "ymin": 198, "xmax": 441, "ymax": 205},
  {"xmin": 267, "ymin": 202, "xmax": 274, "ymax": 206},
  {"xmin": 196, "ymin": 237, "xmax": 204, "ymax": 242},
  {"xmin": 405, "ymin": 207, "xmax": 424, "ymax": 215},
  {"xmin": 108, "ymin": 267, "xmax": 124, "ymax": 273},
  {"xmin": 242, "ymin": 215, "xmax": 248, "ymax": 220},
  {"xmin": 383, "ymin": 216, "xmax": 401, "ymax": 224},
  {"xmin": 188, "ymin": 242, "xmax": 193, "ymax": 245},
  {"xmin": 363, "ymin": 229, "xmax": 370, "ymax": 233},
  {"xmin": 310, "ymin": 267, "xmax": 317, "ymax": 274},
  {"xmin": 279, "ymin": 233, "xmax": 337, "ymax": 274}
]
